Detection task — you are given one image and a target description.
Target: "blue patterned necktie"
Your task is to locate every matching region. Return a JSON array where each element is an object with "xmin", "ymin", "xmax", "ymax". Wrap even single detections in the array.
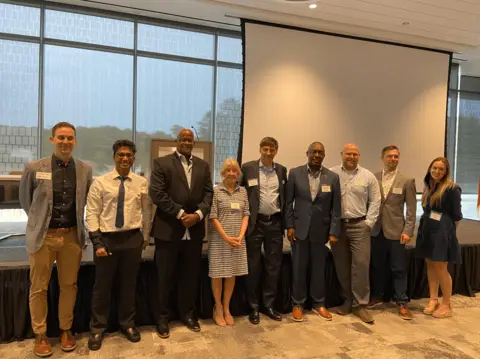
[{"xmin": 115, "ymin": 176, "xmax": 126, "ymax": 228}]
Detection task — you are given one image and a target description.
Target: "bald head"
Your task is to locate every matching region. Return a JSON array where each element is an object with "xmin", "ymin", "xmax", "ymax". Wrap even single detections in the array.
[
  {"xmin": 176, "ymin": 128, "xmax": 195, "ymax": 157},
  {"xmin": 341, "ymin": 143, "xmax": 360, "ymax": 170}
]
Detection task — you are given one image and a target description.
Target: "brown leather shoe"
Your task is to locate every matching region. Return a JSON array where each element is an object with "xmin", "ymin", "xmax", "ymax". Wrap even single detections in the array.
[
  {"xmin": 399, "ymin": 305, "xmax": 413, "ymax": 320},
  {"xmin": 60, "ymin": 329, "xmax": 76, "ymax": 352},
  {"xmin": 353, "ymin": 307, "xmax": 375, "ymax": 324},
  {"xmin": 366, "ymin": 298, "xmax": 383, "ymax": 309},
  {"xmin": 34, "ymin": 334, "xmax": 52, "ymax": 358},
  {"xmin": 336, "ymin": 302, "xmax": 352, "ymax": 315},
  {"xmin": 312, "ymin": 306, "xmax": 333, "ymax": 321},
  {"xmin": 292, "ymin": 306, "xmax": 304, "ymax": 322}
]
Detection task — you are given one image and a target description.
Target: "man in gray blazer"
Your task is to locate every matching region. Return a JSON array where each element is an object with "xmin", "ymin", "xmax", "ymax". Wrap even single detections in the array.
[
  {"xmin": 368, "ymin": 145, "xmax": 416, "ymax": 320},
  {"xmin": 285, "ymin": 142, "xmax": 342, "ymax": 322},
  {"xmin": 19, "ymin": 122, "xmax": 92, "ymax": 357}
]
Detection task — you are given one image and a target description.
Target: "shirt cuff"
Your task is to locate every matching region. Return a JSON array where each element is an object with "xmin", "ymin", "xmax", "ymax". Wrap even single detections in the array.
[
  {"xmin": 177, "ymin": 209, "xmax": 185, "ymax": 220},
  {"xmin": 195, "ymin": 210, "xmax": 204, "ymax": 221}
]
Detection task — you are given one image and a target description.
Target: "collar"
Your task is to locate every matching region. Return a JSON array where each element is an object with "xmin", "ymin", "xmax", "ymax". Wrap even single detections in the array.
[
  {"xmin": 307, "ymin": 164, "xmax": 322, "ymax": 174},
  {"xmin": 382, "ymin": 168, "xmax": 397, "ymax": 178},
  {"xmin": 52, "ymin": 154, "xmax": 74, "ymax": 167},
  {"xmin": 259, "ymin": 159, "xmax": 276, "ymax": 169},
  {"xmin": 218, "ymin": 182, "xmax": 240, "ymax": 193},
  {"xmin": 176, "ymin": 151, "xmax": 193, "ymax": 164},
  {"xmin": 111, "ymin": 169, "xmax": 131, "ymax": 180},
  {"xmin": 341, "ymin": 164, "xmax": 359, "ymax": 173}
]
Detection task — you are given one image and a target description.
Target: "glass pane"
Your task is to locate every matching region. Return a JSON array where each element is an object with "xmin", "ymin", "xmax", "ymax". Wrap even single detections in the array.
[
  {"xmin": 218, "ymin": 36, "xmax": 242, "ymax": 64},
  {"xmin": 214, "ymin": 67, "xmax": 243, "ymax": 182},
  {"xmin": 449, "ymin": 62, "xmax": 458, "ymax": 90},
  {"xmin": 45, "ymin": 10, "xmax": 134, "ymax": 48},
  {"xmin": 43, "ymin": 45, "xmax": 133, "ymax": 175},
  {"xmin": 136, "ymin": 57, "xmax": 214, "ymax": 176},
  {"xmin": 138, "ymin": 24, "xmax": 214, "ymax": 60},
  {"xmin": 0, "ymin": 2, "xmax": 40, "ymax": 36},
  {"xmin": 0, "ymin": 40, "xmax": 39, "ymax": 175},
  {"xmin": 456, "ymin": 92, "xmax": 480, "ymax": 220}
]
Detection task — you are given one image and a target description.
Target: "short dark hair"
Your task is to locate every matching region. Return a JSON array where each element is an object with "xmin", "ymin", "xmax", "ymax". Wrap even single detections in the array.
[
  {"xmin": 112, "ymin": 139, "xmax": 137, "ymax": 155},
  {"xmin": 51, "ymin": 122, "xmax": 76, "ymax": 137},
  {"xmin": 259, "ymin": 137, "xmax": 278, "ymax": 150},
  {"xmin": 307, "ymin": 141, "xmax": 324, "ymax": 152},
  {"xmin": 381, "ymin": 145, "xmax": 400, "ymax": 157}
]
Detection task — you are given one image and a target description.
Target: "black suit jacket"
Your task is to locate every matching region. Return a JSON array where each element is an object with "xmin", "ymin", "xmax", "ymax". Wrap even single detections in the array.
[
  {"xmin": 241, "ymin": 160, "xmax": 287, "ymax": 235},
  {"xmin": 149, "ymin": 153, "xmax": 213, "ymax": 241}
]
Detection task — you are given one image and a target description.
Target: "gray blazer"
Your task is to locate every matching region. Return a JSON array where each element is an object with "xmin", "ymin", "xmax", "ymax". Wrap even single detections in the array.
[
  {"xmin": 371, "ymin": 170, "xmax": 416, "ymax": 240},
  {"xmin": 19, "ymin": 156, "xmax": 93, "ymax": 254},
  {"xmin": 285, "ymin": 165, "xmax": 342, "ymax": 242}
]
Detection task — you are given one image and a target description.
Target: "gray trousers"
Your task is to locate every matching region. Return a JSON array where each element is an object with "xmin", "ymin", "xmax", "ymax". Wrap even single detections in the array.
[{"xmin": 331, "ymin": 220, "xmax": 371, "ymax": 307}]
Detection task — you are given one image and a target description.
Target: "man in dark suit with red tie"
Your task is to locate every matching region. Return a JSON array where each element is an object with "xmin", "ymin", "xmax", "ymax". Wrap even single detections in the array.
[{"xmin": 149, "ymin": 128, "xmax": 213, "ymax": 339}]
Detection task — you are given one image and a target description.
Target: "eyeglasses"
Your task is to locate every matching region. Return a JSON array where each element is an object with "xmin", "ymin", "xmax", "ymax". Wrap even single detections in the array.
[{"xmin": 115, "ymin": 152, "xmax": 134, "ymax": 159}]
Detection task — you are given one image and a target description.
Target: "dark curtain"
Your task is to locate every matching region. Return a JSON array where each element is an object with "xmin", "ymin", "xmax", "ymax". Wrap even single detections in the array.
[{"xmin": 2, "ymin": 246, "xmax": 480, "ymax": 343}]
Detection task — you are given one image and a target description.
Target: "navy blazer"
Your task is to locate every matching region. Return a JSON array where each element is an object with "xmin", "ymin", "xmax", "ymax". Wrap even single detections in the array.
[
  {"xmin": 241, "ymin": 160, "xmax": 287, "ymax": 235},
  {"xmin": 285, "ymin": 165, "xmax": 342, "ymax": 242}
]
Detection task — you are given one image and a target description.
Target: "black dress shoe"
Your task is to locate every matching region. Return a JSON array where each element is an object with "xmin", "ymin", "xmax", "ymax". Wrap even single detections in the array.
[
  {"xmin": 249, "ymin": 309, "xmax": 260, "ymax": 325},
  {"xmin": 155, "ymin": 319, "xmax": 170, "ymax": 339},
  {"xmin": 262, "ymin": 307, "xmax": 282, "ymax": 321},
  {"xmin": 183, "ymin": 317, "xmax": 201, "ymax": 332},
  {"xmin": 121, "ymin": 327, "xmax": 141, "ymax": 342},
  {"xmin": 88, "ymin": 332, "xmax": 103, "ymax": 351}
]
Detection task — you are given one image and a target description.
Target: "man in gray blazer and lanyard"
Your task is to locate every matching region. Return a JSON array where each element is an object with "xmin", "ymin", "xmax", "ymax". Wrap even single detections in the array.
[
  {"xmin": 20, "ymin": 122, "xmax": 92, "ymax": 358},
  {"xmin": 241, "ymin": 137, "xmax": 287, "ymax": 324},
  {"xmin": 368, "ymin": 145, "xmax": 416, "ymax": 320},
  {"xmin": 285, "ymin": 142, "xmax": 342, "ymax": 322}
]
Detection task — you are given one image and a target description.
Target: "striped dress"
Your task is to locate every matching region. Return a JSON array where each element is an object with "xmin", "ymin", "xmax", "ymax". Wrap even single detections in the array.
[{"xmin": 208, "ymin": 184, "xmax": 250, "ymax": 278}]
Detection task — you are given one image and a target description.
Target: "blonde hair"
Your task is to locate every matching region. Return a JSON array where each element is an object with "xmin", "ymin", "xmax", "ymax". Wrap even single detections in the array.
[
  {"xmin": 220, "ymin": 158, "xmax": 241, "ymax": 178},
  {"xmin": 422, "ymin": 157, "xmax": 456, "ymax": 208}
]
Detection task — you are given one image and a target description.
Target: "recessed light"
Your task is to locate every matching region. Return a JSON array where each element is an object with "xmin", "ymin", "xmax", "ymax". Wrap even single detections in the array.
[{"xmin": 309, "ymin": 3, "xmax": 317, "ymax": 9}]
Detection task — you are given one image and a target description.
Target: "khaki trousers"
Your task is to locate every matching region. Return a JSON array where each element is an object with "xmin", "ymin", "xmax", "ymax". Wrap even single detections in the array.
[{"xmin": 29, "ymin": 227, "xmax": 82, "ymax": 334}]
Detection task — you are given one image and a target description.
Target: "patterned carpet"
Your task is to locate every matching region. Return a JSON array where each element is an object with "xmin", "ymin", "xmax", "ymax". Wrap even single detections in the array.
[{"xmin": 1, "ymin": 294, "xmax": 479, "ymax": 359}]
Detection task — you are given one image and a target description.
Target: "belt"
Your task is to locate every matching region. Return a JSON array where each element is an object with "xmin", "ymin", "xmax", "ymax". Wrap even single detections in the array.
[
  {"xmin": 103, "ymin": 228, "xmax": 140, "ymax": 236},
  {"xmin": 341, "ymin": 216, "xmax": 366, "ymax": 223},
  {"xmin": 257, "ymin": 212, "xmax": 281, "ymax": 221},
  {"xmin": 47, "ymin": 227, "xmax": 75, "ymax": 234}
]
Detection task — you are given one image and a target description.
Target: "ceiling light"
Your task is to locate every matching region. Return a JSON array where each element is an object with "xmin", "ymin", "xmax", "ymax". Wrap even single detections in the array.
[{"xmin": 309, "ymin": 3, "xmax": 317, "ymax": 9}]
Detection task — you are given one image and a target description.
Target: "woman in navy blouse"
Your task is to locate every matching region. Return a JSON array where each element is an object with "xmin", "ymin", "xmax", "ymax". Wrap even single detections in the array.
[{"xmin": 415, "ymin": 157, "xmax": 462, "ymax": 318}]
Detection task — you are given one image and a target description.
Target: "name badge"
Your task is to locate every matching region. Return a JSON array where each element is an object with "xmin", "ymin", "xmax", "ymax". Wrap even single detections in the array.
[
  {"xmin": 36, "ymin": 172, "xmax": 52, "ymax": 180},
  {"xmin": 321, "ymin": 185, "xmax": 331, "ymax": 192},
  {"xmin": 230, "ymin": 202, "xmax": 241, "ymax": 210},
  {"xmin": 392, "ymin": 187, "xmax": 403, "ymax": 195},
  {"xmin": 248, "ymin": 179, "xmax": 259, "ymax": 187},
  {"xmin": 430, "ymin": 211, "xmax": 442, "ymax": 221}
]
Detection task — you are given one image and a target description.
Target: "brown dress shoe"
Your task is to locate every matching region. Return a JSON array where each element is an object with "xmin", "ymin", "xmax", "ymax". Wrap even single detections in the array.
[
  {"xmin": 312, "ymin": 306, "xmax": 333, "ymax": 321},
  {"xmin": 366, "ymin": 298, "xmax": 383, "ymax": 309},
  {"xmin": 60, "ymin": 329, "xmax": 76, "ymax": 352},
  {"xmin": 353, "ymin": 307, "xmax": 375, "ymax": 324},
  {"xmin": 292, "ymin": 306, "xmax": 304, "ymax": 322},
  {"xmin": 34, "ymin": 334, "xmax": 52, "ymax": 358},
  {"xmin": 336, "ymin": 302, "xmax": 352, "ymax": 315},
  {"xmin": 399, "ymin": 305, "xmax": 413, "ymax": 320}
]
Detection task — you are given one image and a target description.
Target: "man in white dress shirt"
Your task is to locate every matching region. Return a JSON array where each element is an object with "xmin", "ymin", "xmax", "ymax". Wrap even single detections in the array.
[
  {"xmin": 330, "ymin": 143, "xmax": 381, "ymax": 323},
  {"xmin": 86, "ymin": 139, "xmax": 152, "ymax": 350}
]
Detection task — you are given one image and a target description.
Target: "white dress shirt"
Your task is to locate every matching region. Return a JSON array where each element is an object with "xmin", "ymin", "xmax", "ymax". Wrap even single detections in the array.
[
  {"xmin": 330, "ymin": 164, "xmax": 381, "ymax": 228},
  {"xmin": 86, "ymin": 169, "xmax": 152, "ymax": 242},
  {"xmin": 175, "ymin": 151, "xmax": 204, "ymax": 240},
  {"xmin": 381, "ymin": 169, "xmax": 397, "ymax": 197}
]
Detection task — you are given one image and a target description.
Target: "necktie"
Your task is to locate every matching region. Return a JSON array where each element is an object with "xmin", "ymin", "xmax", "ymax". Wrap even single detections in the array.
[{"xmin": 115, "ymin": 176, "xmax": 125, "ymax": 228}]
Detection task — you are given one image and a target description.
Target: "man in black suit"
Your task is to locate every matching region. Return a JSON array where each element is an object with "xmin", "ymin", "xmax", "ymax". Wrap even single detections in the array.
[
  {"xmin": 149, "ymin": 128, "xmax": 213, "ymax": 338},
  {"xmin": 285, "ymin": 142, "xmax": 342, "ymax": 322},
  {"xmin": 241, "ymin": 137, "xmax": 287, "ymax": 324}
]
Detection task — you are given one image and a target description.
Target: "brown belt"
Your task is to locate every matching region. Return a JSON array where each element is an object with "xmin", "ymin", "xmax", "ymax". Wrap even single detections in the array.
[{"xmin": 341, "ymin": 216, "xmax": 366, "ymax": 224}]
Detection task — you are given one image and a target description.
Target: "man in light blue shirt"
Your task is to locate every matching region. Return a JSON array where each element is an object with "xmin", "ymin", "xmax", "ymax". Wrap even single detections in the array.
[{"xmin": 330, "ymin": 143, "xmax": 381, "ymax": 323}]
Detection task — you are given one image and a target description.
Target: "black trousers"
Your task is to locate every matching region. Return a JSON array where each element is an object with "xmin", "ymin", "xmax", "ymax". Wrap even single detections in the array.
[
  {"xmin": 155, "ymin": 238, "xmax": 203, "ymax": 321},
  {"xmin": 291, "ymin": 237, "xmax": 328, "ymax": 308},
  {"xmin": 90, "ymin": 231, "xmax": 143, "ymax": 333},
  {"xmin": 371, "ymin": 231, "xmax": 408, "ymax": 305},
  {"xmin": 246, "ymin": 214, "xmax": 283, "ymax": 309}
]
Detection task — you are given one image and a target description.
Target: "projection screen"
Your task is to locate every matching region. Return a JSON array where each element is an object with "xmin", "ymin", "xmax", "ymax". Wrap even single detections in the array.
[{"xmin": 241, "ymin": 21, "xmax": 452, "ymax": 189}]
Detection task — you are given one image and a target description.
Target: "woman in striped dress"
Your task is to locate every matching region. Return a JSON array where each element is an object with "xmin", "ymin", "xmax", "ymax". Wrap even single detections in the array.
[{"xmin": 209, "ymin": 158, "xmax": 249, "ymax": 326}]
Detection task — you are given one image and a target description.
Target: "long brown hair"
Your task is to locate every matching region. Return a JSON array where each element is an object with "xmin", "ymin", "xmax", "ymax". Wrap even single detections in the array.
[{"xmin": 422, "ymin": 157, "xmax": 456, "ymax": 208}]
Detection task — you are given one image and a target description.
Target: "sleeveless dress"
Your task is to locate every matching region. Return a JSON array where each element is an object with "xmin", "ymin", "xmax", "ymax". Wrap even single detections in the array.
[{"xmin": 415, "ymin": 177, "xmax": 462, "ymax": 264}]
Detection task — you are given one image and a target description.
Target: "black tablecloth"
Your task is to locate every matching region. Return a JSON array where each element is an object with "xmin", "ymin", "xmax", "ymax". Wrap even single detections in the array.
[{"xmin": 1, "ymin": 245, "xmax": 480, "ymax": 343}]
